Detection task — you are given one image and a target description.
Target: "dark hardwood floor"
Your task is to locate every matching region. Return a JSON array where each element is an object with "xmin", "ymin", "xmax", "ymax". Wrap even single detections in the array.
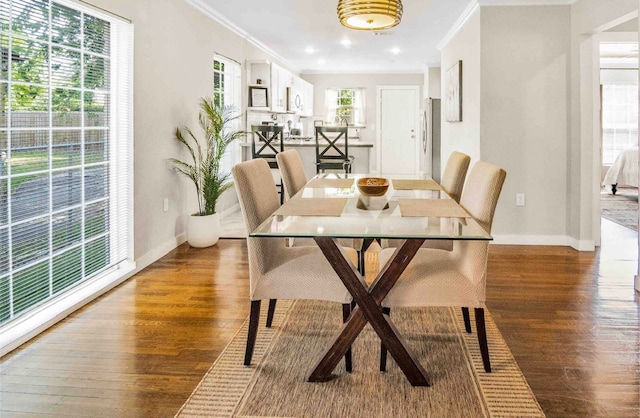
[{"xmin": 1, "ymin": 220, "xmax": 638, "ymax": 417}]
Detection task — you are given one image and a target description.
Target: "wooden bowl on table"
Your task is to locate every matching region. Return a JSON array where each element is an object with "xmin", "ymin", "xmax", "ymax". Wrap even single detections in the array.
[{"xmin": 357, "ymin": 177, "xmax": 389, "ymax": 197}]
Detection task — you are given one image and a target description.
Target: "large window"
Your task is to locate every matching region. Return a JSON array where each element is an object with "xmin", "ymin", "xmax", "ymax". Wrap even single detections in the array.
[
  {"xmin": 325, "ymin": 87, "xmax": 366, "ymax": 127},
  {"xmin": 213, "ymin": 54, "xmax": 241, "ymax": 173},
  {"xmin": 602, "ymin": 83, "xmax": 638, "ymax": 164},
  {"xmin": 0, "ymin": 0, "xmax": 132, "ymax": 329}
]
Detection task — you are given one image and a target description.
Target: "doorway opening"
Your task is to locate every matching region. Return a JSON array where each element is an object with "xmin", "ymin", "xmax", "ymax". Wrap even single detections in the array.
[{"xmin": 599, "ymin": 42, "xmax": 638, "ymax": 237}]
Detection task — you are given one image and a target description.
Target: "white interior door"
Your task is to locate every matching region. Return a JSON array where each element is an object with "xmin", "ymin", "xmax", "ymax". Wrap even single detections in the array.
[{"xmin": 378, "ymin": 86, "xmax": 420, "ymax": 176}]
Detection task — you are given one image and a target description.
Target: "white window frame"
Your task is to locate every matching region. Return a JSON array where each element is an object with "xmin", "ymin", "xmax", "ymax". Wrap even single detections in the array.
[
  {"xmin": 0, "ymin": 0, "xmax": 134, "ymax": 356},
  {"xmin": 325, "ymin": 87, "xmax": 366, "ymax": 127},
  {"xmin": 213, "ymin": 54, "xmax": 241, "ymax": 174}
]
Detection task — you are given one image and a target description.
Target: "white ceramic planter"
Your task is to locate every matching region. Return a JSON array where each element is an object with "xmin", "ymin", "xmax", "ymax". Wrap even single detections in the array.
[{"xmin": 187, "ymin": 213, "xmax": 220, "ymax": 247}]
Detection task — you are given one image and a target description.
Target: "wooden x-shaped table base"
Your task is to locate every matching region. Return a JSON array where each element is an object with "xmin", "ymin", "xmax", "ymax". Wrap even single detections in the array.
[{"xmin": 309, "ymin": 237, "xmax": 430, "ymax": 387}]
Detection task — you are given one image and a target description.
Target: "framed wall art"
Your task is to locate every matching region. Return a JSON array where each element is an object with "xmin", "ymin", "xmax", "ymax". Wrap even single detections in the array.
[
  {"xmin": 249, "ymin": 86, "xmax": 268, "ymax": 108},
  {"xmin": 445, "ymin": 60, "xmax": 462, "ymax": 122}
]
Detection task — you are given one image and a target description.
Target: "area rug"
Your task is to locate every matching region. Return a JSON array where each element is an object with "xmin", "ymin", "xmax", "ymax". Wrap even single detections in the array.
[
  {"xmin": 601, "ymin": 188, "xmax": 638, "ymax": 231},
  {"xmin": 176, "ymin": 300, "xmax": 544, "ymax": 417}
]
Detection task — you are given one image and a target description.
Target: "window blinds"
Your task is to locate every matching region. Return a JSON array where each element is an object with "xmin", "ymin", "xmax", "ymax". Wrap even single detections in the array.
[{"xmin": 0, "ymin": 0, "xmax": 133, "ymax": 327}]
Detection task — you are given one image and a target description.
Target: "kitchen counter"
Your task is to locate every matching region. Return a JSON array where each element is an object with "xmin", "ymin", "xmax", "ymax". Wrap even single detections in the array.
[
  {"xmin": 239, "ymin": 140, "xmax": 373, "ymax": 148},
  {"xmin": 240, "ymin": 140, "xmax": 373, "ymax": 179}
]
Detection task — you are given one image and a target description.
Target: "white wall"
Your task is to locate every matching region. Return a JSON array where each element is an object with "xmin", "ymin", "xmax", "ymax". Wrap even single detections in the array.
[
  {"xmin": 439, "ymin": 0, "xmax": 638, "ymax": 248},
  {"xmin": 569, "ymin": 0, "xmax": 638, "ymax": 246},
  {"xmin": 300, "ymin": 73, "xmax": 423, "ymax": 171},
  {"xmin": 480, "ymin": 6, "xmax": 571, "ymax": 239},
  {"xmin": 88, "ymin": 0, "xmax": 282, "ymax": 262},
  {"xmin": 423, "ymin": 67, "xmax": 441, "ymax": 99},
  {"xmin": 440, "ymin": 8, "xmax": 481, "ymax": 164}
]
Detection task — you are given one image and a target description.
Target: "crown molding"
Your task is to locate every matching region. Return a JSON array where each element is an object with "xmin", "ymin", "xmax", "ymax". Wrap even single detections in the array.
[
  {"xmin": 437, "ymin": 0, "xmax": 480, "ymax": 51},
  {"xmin": 301, "ymin": 69, "xmax": 425, "ymax": 75},
  {"xmin": 437, "ymin": 0, "xmax": 579, "ymax": 50},
  {"xmin": 184, "ymin": 0, "xmax": 299, "ymax": 73},
  {"xmin": 478, "ymin": 0, "xmax": 577, "ymax": 5}
]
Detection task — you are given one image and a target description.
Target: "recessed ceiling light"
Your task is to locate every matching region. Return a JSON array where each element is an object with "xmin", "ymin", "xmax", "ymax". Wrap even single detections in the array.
[
  {"xmin": 305, "ymin": 46, "xmax": 315, "ymax": 54},
  {"xmin": 391, "ymin": 47, "xmax": 401, "ymax": 55},
  {"xmin": 341, "ymin": 38, "xmax": 352, "ymax": 48},
  {"xmin": 318, "ymin": 58, "xmax": 326, "ymax": 65}
]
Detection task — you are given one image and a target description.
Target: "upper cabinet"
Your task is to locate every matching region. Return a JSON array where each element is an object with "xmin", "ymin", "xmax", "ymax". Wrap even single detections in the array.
[
  {"xmin": 246, "ymin": 60, "xmax": 313, "ymax": 116},
  {"xmin": 300, "ymin": 78, "xmax": 314, "ymax": 117},
  {"xmin": 271, "ymin": 63, "xmax": 289, "ymax": 112}
]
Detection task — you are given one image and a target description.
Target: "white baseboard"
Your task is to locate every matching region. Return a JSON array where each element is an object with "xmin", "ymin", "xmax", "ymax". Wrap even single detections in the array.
[
  {"xmin": 566, "ymin": 237, "xmax": 596, "ymax": 252},
  {"xmin": 492, "ymin": 234, "xmax": 595, "ymax": 251},
  {"xmin": 134, "ymin": 233, "xmax": 187, "ymax": 272}
]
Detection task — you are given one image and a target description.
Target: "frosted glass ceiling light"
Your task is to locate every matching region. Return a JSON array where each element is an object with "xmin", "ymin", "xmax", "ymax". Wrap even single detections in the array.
[{"xmin": 337, "ymin": 0, "xmax": 403, "ymax": 30}]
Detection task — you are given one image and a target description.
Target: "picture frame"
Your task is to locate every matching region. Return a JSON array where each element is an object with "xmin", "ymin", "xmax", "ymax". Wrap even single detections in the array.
[
  {"xmin": 249, "ymin": 86, "xmax": 268, "ymax": 108},
  {"xmin": 445, "ymin": 60, "xmax": 462, "ymax": 122}
]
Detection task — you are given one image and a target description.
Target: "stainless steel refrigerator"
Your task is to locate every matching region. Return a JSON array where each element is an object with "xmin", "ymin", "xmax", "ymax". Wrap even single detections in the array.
[{"xmin": 419, "ymin": 98, "xmax": 441, "ymax": 182}]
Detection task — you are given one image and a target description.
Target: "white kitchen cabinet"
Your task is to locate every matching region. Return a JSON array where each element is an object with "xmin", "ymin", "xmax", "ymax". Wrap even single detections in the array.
[
  {"xmin": 271, "ymin": 63, "xmax": 283, "ymax": 112},
  {"xmin": 299, "ymin": 79, "xmax": 314, "ymax": 117},
  {"xmin": 272, "ymin": 63, "xmax": 294, "ymax": 112},
  {"xmin": 246, "ymin": 60, "xmax": 313, "ymax": 115},
  {"xmin": 286, "ymin": 77, "xmax": 313, "ymax": 116}
]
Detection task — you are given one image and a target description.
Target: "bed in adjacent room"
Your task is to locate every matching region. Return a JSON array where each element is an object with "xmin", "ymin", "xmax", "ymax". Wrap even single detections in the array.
[{"xmin": 603, "ymin": 147, "xmax": 638, "ymax": 194}]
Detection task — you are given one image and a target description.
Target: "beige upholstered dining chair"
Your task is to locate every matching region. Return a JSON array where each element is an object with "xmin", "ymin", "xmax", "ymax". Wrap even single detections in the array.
[
  {"xmin": 232, "ymin": 158, "xmax": 360, "ymax": 370},
  {"xmin": 440, "ymin": 151, "xmax": 471, "ymax": 203},
  {"xmin": 379, "ymin": 160, "xmax": 506, "ymax": 373},
  {"xmin": 276, "ymin": 149, "xmax": 308, "ymax": 200},
  {"xmin": 383, "ymin": 151, "xmax": 471, "ymax": 252},
  {"xmin": 276, "ymin": 149, "xmax": 365, "ymax": 270}
]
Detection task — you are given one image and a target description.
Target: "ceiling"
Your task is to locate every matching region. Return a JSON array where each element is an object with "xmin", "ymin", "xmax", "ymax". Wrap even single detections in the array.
[
  {"xmin": 189, "ymin": 1, "xmax": 639, "ymax": 73},
  {"xmin": 188, "ymin": 0, "xmax": 472, "ymax": 74}
]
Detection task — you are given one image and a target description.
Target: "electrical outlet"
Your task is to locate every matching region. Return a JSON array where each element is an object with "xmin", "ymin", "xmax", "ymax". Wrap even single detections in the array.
[
  {"xmin": 163, "ymin": 198, "xmax": 169, "ymax": 212},
  {"xmin": 516, "ymin": 193, "xmax": 525, "ymax": 207}
]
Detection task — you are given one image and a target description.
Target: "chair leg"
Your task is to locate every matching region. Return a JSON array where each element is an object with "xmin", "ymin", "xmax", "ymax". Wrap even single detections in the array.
[
  {"xmin": 379, "ymin": 307, "xmax": 391, "ymax": 372},
  {"xmin": 358, "ymin": 249, "xmax": 365, "ymax": 275},
  {"xmin": 266, "ymin": 299, "xmax": 277, "ymax": 328},
  {"xmin": 342, "ymin": 303, "xmax": 353, "ymax": 373},
  {"xmin": 244, "ymin": 300, "xmax": 261, "ymax": 366},
  {"xmin": 278, "ymin": 182, "xmax": 284, "ymax": 204},
  {"xmin": 474, "ymin": 308, "xmax": 491, "ymax": 372},
  {"xmin": 462, "ymin": 307, "xmax": 472, "ymax": 333}
]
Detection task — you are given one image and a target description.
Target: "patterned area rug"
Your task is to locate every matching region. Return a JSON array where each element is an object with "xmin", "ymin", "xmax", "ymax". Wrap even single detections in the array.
[
  {"xmin": 601, "ymin": 188, "xmax": 638, "ymax": 231},
  {"xmin": 176, "ymin": 300, "xmax": 544, "ymax": 417}
]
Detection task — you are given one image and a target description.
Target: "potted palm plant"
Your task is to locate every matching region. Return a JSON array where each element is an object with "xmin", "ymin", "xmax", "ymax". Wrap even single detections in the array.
[{"xmin": 171, "ymin": 97, "xmax": 244, "ymax": 247}]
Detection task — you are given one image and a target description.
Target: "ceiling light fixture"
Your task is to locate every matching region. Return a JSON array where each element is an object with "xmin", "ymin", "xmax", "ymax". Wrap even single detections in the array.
[
  {"xmin": 305, "ymin": 46, "xmax": 315, "ymax": 54},
  {"xmin": 337, "ymin": 0, "xmax": 403, "ymax": 31},
  {"xmin": 391, "ymin": 47, "xmax": 401, "ymax": 54}
]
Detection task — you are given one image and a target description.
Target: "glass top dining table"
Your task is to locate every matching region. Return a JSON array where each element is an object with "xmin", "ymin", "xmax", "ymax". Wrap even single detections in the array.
[
  {"xmin": 250, "ymin": 173, "xmax": 492, "ymax": 242},
  {"xmin": 249, "ymin": 173, "xmax": 492, "ymax": 387}
]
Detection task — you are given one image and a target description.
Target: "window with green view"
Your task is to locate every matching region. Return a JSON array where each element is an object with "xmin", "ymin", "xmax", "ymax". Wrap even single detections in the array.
[
  {"xmin": 0, "ymin": 0, "xmax": 132, "ymax": 327},
  {"xmin": 325, "ymin": 87, "xmax": 365, "ymax": 126}
]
